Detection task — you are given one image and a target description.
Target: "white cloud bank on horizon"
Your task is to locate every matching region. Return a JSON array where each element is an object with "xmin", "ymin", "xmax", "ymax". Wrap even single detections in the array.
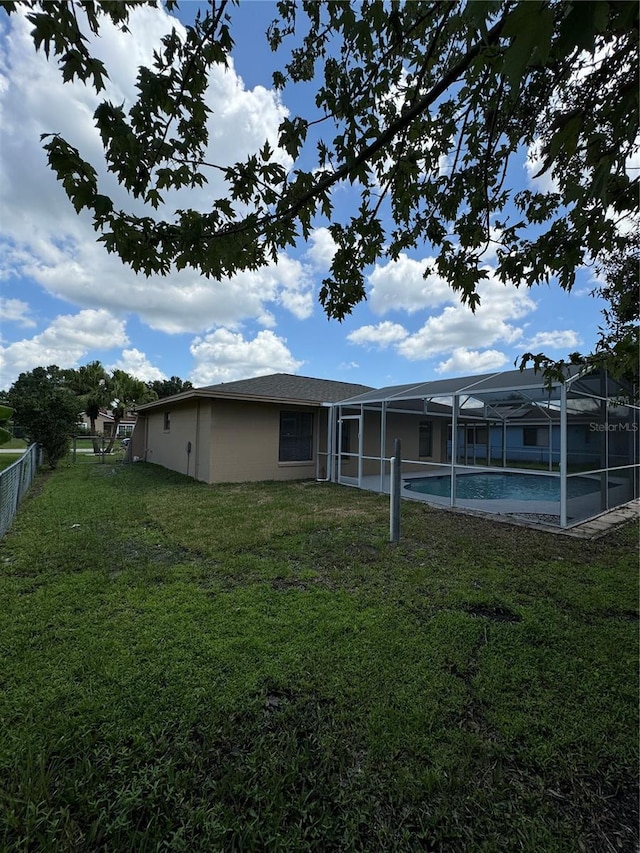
[{"xmin": 0, "ymin": 309, "xmax": 128, "ymax": 384}]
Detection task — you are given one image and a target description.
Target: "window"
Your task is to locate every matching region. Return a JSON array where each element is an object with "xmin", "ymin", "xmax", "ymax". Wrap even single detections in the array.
[
  {"xmin": 279, "ymin": 412, "xmax": 313, "ymax": 462},
  {"xmin": 163, "ymin": 412, "xmax": 171, "ymax": 431},
  {"xmin": 523, "ymin": 426, "xmax": 539, "ymax": 446},
  {"xmin": 419, "ymin": 421, "xmax": 432, "ymax": 457}
]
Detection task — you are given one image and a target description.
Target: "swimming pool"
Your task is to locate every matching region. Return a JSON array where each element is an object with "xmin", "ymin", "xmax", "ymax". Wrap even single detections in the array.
[{"xmin": 404, "ymin": 472, "xmax": 598, "ymax": 501}]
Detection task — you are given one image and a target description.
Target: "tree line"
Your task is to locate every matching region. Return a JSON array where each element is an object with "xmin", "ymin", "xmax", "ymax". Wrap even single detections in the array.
[{"xmin": 0, "ymin": 363, "xmax": 192, "ymax": 468}]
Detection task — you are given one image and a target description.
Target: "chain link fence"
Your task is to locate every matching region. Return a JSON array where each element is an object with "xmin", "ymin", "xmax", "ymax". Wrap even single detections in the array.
[{"xmin": 0, "ymin": 444, "xmax": 43, "ymax": 539}]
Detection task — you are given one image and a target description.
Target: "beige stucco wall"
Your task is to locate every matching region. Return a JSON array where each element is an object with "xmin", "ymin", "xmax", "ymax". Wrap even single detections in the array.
[
  {"xmin": 141, "ymin": 400, "xmax": 211, "ymax": 481},
  {"xmin": 357, "ymin": 410, "xmax": 449, "ymax": 477},
  {"xmin": 136, "ymin": 398, "xmax": 327, "ymax": 484},
  {"xmin": 209, "ymin": 400, "xmax": 321, "ymax": 483}
]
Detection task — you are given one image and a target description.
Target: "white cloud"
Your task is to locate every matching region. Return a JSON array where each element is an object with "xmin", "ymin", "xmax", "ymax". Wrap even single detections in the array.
[
  {"xmin": 397, "ymin": 276, "xmax": 534, "ymax": 360},
  {"xmin": 523, "ymin": 330, "xmax": 581, "ymax": 350},
  {"xmin": 347, "ymin": 321, "xmax": 408, "ymax": 348},
  {"xmin": 305, "ymin": 228, "xmax": 337, "ymax": 270},
  {"xmin": 0, "ymin": 297, "xmax": 35, "ymax": 328},
  {"xmin": 525, "ymin": 138, "xmax": 560, "ymax": 194},
  {"xmin": 367, "ymin": 253, "xmax": 453, "ymax": 315},
  {"xmin": 0, "ymin": 309, "xmax": 128, "ymax": 385},
  {"xmin": 189, "ymin": 328, "xmax": 303, "ymax": 385},
  {"xmin": 0, "ymin": 6, "xmax": 309, "ymax": 339},
  {"xmin": 346, "ymin": 273, "xmax": 536, "ymax": 369},
  {"xmin": 479, "ymin": 225, "xmax": 505, "ymax": 264},
  {"xmin": 435, "ymin": 348, "xmax": 508, "ymax": 375},
  {"xmin": 18, "ymin": 248, "xmax": 313, "ymax": 334},
  {"xmin": 107, "ymin": 348, "xmax": 167, "ymax": 383}
]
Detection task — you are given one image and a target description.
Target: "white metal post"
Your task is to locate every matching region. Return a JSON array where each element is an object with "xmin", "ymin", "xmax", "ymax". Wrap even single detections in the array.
[
  {"xmin": 380, "ymin": 401, "xmax": 387, "ymax": 493},
  {"xmin": 390, "ymin": 438, "xmax": 401, "ymax": 543},
  {"xmin": 560, "ymin": 382, "xmax": 567, "ymax": 528},
  {"xmin": 358, "ymin": 404, "xmax": 363, "ymax": 487},
  {"xmin": 451, "ymin": 394, "xmax": 458, "ymax": 507}
]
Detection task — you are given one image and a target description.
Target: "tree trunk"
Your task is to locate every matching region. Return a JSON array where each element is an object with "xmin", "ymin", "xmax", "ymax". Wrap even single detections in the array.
[
  {"xmin": 105, "ymin": 410, "xmax": 122, "ymax": 453},
  {"xmin": 89, "ymin": 414, "xmax": 101, "ymax": 454}
]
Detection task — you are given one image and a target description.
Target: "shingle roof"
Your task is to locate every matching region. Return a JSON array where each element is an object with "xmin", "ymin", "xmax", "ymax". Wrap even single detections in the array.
[
  {"xmin": 135, "ymin": 373, "xmax": 374, "ymax": 411},
  {"xmin": 199, "ymin": 373, "xmax": 373, "ymax": 403}
]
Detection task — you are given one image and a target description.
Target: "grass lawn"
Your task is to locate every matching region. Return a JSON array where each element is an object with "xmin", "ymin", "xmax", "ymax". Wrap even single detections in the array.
[
  {"xmin": 1, "ymin": 438, "xmax": 28, "ymax": 450},
  {"xmin": 0, "ymin": 454, "xmax": 23, "ymax": 472},
  {"xmin": 0, "ymin": 458, "xmax": 637, "ymax": 852}
]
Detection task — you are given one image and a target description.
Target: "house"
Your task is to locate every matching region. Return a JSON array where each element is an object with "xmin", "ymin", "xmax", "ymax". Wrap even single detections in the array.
[
  {"xmin": 78, "ymin": 410, "xmax": 137, "ymax": 439},
  {"xmin": 131, "ymin": 367, "xmax": 639, "ymax": 528},
  {"xmin": 130, "ymin": 373, "xmax": 373, "ymax": 483}
]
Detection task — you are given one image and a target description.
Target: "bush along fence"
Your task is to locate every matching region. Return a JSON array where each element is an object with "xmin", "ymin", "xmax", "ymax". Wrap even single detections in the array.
[{"xmin": 0, "ymin": 444, "xmax": 43, "ymax": 538}]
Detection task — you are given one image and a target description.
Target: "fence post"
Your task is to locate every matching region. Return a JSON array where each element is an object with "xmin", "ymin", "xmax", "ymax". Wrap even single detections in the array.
[{"xmin": 390, "ymin": 438, "xmax": 401, "ymax": 543}]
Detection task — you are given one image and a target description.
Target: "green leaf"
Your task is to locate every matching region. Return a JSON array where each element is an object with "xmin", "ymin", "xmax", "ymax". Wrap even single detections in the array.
[{"xmin": 501, "ymin": 3, "xmax": 555, "ymax": 85}]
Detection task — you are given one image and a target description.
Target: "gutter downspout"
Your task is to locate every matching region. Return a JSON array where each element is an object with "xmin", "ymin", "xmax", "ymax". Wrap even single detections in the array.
[{"xmin": 144, "ymin": 414, "xmax": 149, "ymax": 462}]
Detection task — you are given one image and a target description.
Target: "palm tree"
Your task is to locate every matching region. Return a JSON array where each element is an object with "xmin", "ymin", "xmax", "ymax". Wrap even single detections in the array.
[
  {"xmin": 105, "ymin": 370, "xmax": 156, "ymax": 453},
  {"xmin": 64, "ymin": 361, "xmax": 111, "ymax": 453}
]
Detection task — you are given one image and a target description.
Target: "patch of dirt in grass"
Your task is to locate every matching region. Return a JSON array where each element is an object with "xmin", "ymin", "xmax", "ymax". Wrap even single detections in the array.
[
  {"xmin": 270, "ymin": 577, "xmax": 308, "ymax": 591},
  {"xmin": 543, "ymin": 769, "xmax": 639, "ymax": 853},
  {"xmin": 20, "ymin": 468, "xmax": 54, "ymax": 500},
  {"xmin": 340, "ymin": 542, "xmax": 382, "ymax": 563},
  {"xmin": 106, "ymin": 538, "xmax": 219, "ymax": 581},
  {"xmin": 601, "ymin": 608, "xmax": 639, "ymax": 622},
  {"xmin": 314, "ymin": 506, "xmax": 379, "ymax": 522},
  {"xmin": 463, "ymin": 603, "xmax": 523, "ymax": 623}
]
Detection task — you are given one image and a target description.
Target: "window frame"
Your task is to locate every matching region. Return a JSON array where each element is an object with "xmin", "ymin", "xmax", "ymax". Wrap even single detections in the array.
[
  {"xmin": 278, "ymin": 410, "xmax": 314, "ymax": 463},
  {"xmin": 419, "ymin": 420, "xmax": 433, "ymax": 457}
]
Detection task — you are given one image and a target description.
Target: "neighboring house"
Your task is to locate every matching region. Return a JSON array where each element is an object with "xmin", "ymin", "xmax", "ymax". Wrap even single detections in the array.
[
  {"xmin": 78, "ymin": 410, "xmax": 137, "ymax": 438},
  {"xmin": 130, "ymin": 374, "xmax": 373, "ymax": 483}
]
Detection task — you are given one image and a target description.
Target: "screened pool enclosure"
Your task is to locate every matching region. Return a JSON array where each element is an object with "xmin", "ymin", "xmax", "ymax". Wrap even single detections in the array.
[{"xmin": 320, "ymin": 368, "xmax": 639, "ymax": 528}]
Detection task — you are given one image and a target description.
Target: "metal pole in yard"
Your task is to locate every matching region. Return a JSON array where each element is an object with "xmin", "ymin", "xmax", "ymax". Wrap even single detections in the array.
[{"xmin": 390, "ymin": 438, "xmax": 401, "ymax": 543}]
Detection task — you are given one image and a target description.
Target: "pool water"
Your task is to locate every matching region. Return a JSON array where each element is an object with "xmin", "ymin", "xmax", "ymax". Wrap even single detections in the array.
[{"xmin": 404, "ymin": 472, "xmax": 598, "ymax": 501}]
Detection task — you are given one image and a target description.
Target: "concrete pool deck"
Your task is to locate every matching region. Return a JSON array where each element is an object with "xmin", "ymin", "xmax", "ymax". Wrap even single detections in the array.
[{"xmin": 553, "ymin": 498, "xmax": 640, "ymax": 539}]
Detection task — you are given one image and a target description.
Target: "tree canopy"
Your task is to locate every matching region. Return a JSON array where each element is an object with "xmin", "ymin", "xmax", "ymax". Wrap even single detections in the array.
[
  {"xmin": 0, "ymin": 404, "xmax": 13, "ymax": 446},
  {"xmin": 148, "ymin": 376, "xmax": 194, "ymax": 399},
  {"xmin": 2, "ymin": 0, "xmax": 638, "ymax": 379},
  {"xmin": 8, "ymin": 366, "xmax": 81, "ymax": 467}
]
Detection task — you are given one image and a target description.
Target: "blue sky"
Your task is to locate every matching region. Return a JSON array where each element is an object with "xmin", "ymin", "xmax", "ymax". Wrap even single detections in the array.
[{"xmin": 0, "ymin": 2, "xmax": 606, "ymax": 392}]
